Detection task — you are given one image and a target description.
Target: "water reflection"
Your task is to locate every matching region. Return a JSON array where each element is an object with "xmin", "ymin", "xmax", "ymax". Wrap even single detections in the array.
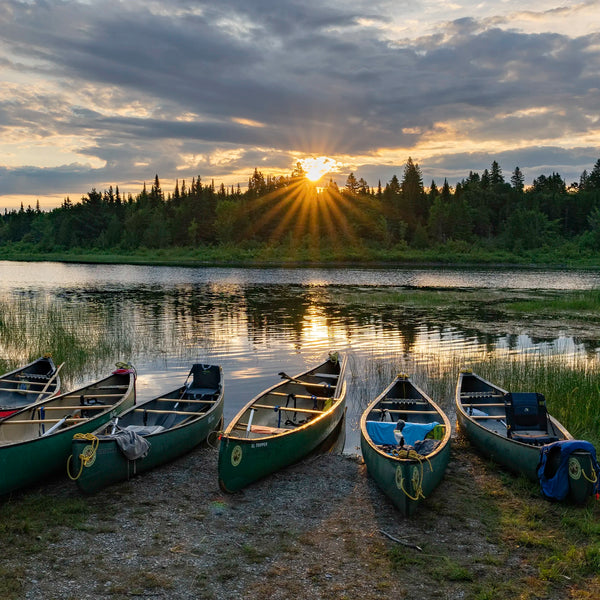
[{"xmin": 1, "ymin": 263, "xmax": 599, "ymax": 453}]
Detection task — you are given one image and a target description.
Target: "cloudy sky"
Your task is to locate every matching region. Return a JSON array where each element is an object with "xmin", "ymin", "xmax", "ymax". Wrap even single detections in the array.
[{"xmin": 1, "ymin": 0, "xmax": 599, "ymax": 210}]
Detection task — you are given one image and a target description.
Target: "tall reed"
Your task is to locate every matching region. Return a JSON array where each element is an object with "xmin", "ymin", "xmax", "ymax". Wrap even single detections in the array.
[{"xmin": 0, "ymin": 296, "xmax": 135, "ymax": 386}]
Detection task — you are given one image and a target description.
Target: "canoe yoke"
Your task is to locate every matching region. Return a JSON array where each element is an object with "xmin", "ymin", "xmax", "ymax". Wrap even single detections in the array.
[{"xmin": 372, "ymin": 399, "xmax": 437, "ymax": 422}]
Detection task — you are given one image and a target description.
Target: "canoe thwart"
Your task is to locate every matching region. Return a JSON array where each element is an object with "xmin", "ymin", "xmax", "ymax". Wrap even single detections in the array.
[
  {"xmin": 35, "ymin": 405, "xmax": 108, "ymax": 411},
  {"xmin": 371, "ymin": 408, "xmax": 439, "ymax": 415},
  {"xmin": 154, "ymin": 397, "xmax": 218, "ymax": 404},
  {"xmin": 250, "ymin": 403, "xmax": 323, "ymax": 415},
  {"xmin": 133, "ymin": 408, "xmax": 201, "ymax": 416},
  {"xmin": 462, "ymin": 403, "xmax": 505, "ymax": 408},
  {"xmin": 470, "ymin": 414, "xmax": 507, "ymax": 420},
  {"xmin": 61, "ymin": 393, "xmax": 125, "ymax": 399},
  {"xmin": 269, "ymin": 391, "xmax": 332, "ymax": 402}
]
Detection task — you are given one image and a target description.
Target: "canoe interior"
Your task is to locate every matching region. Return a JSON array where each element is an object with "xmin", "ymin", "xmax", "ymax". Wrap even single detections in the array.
[
  {"xmin": 0, "ymin": 356, "xmax": 59, "ymax": 411},
  {"xmin": 362, "ymin": 376, "xmax": 450, "ymax": 455},
  {"xmin": 95, "ymin": 364, "xmax": 222, "ymax": 436},
  {"xmin": 457, "ymin": 372, "xmax": 566, "ymax": 442},
  {"xmin": 0, "ymin": 372, "xmax": 133, "ymax": 445},
  {"xmin": 225, "ymin": 356, "xmax": 345, "ymax": 440}
]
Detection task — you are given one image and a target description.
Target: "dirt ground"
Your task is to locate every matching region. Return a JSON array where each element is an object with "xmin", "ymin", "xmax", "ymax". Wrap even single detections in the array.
[{"xmin": 3, "ymin": 434, "xmax": 595, "ymax": 600}]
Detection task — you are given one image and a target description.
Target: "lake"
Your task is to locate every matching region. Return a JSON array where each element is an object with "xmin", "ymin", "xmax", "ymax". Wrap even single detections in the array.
[{"xmin": 1, "ymin": 260, "xmax": 599, "ymax": 452}]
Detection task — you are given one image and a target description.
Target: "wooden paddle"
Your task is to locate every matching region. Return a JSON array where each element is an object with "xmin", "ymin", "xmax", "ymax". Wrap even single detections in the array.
[{"xmin": 33, "ymin": 362, "xmax": 64, "ymax": 404}]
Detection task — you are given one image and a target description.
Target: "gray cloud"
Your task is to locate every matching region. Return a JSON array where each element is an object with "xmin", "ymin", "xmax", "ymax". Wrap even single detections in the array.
[{"xmin": 0, "ymin": 0, "xmax": 598, "ymax": 204}]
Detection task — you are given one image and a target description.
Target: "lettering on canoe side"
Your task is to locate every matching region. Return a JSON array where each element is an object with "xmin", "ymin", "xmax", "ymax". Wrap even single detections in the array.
[{"xmin": 251, "ymin": 442, "xmax": 268, "ymax": 448}]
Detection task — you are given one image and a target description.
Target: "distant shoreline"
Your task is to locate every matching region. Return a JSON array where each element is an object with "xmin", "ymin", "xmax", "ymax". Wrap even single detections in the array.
[{"xmin": 1, "ymin": 246, "xmax": 599, "ymax": 270}]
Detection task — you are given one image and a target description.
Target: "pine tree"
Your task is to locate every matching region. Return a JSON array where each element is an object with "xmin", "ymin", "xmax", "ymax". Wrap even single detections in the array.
[
  {"xmin": 490, "ymin": 161, "xmax": 504, "ymax": 186},
  {"xmin": 511, "ymin": 167, "xmax": 524, "ymax": 192}
]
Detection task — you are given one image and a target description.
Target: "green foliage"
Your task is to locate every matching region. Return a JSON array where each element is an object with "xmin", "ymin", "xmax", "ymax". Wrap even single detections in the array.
[{"xmin": 2, "ymin": 158, "xmax": 600, "ymax": 258}]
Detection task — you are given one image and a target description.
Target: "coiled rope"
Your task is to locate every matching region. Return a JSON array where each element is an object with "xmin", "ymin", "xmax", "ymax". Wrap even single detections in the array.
[
  {"xmin": 394, "ymin": 449, "xmax": 433, "ymax": 502},
  {"xmin": 66, "ymin": 433, "xmax": 99, "ymax": 481},
  {"xmin": 582, "ymin": 465, "xmax": 599, "ymax": 485}
]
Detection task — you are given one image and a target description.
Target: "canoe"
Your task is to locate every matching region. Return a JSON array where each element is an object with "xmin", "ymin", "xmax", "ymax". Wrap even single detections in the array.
[
  {"xmin": 0, "ymin": 355, "xmax": 62, "ymax": 418},
  {"xmin": 69, "ymin": 364, "xmax": 224, "ymax": 493},
  {"xmin": 360, "ymin": 374, "xmax": 451, "ymax": 516},
  {"xmin": 0, "ymin": 363, "xmax": 136, "ymax": 496},
  {"xmin": 456, "ymin": 369, "xmax": 599, "ymax": 504},
  {"xmin": 218, "ymin": 352, "xmax": 347, "ymax": 492}
]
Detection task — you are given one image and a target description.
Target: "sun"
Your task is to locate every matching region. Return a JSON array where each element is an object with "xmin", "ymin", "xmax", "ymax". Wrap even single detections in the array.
[{"xmin": 299, "ymin": 156, "xmax": 338, "ymax": 182}]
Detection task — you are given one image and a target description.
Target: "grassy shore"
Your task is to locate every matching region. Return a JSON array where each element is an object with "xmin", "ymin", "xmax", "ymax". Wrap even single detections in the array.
[{"xmin": 1, "ymin": 241, "xmax": 600, "ymax": 268}]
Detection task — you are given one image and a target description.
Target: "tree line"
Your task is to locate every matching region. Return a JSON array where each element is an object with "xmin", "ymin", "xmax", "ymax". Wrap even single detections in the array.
[{"xmin": 2, "ymin": 158, "xmax": 600, "ymax": 255}]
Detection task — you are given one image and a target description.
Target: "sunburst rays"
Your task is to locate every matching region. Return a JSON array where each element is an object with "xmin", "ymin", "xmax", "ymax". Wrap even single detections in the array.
[{"xmin": 237, "ymin": 175, "xmax": 379, "ymax": 260}]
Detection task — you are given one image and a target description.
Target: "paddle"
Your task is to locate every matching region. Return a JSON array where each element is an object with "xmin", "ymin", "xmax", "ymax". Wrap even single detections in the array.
[
  {"xmin": 33, "ymin": 362, "xmax": 64, "ymax": 404},
  {"xmin": 278, "ymin": 371, "xmax": 332, "ymax": 390}
]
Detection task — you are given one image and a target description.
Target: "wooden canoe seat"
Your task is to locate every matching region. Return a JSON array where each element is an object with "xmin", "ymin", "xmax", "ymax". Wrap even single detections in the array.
[
  {"xmin": 231, "ymin": 423, "xmax": 290, "ymax": 435},
  {"xmin": 251, "ymin": 403, "xmax": 323, "ymax": 415},
  {"xmin": 312, "ymin": 372, "xmax": 339, "ymax": 379},
  {"xmin": 269, "ymin": 391, "xmax": 331, "ymax": 402},
  {"xmin": 372, "ymin": 408, "xmax": 438, "ymax": 415},
  {"xmin": 461, "ymin": 392, "xmax": 503, "ymax": 398},
  {"xmin": 249, "ymin": 424, "xmax": 289, "ymax": 435},
  {"xmin": 470, "ymin": 414, "xmax": 507, "ymax": 420}
]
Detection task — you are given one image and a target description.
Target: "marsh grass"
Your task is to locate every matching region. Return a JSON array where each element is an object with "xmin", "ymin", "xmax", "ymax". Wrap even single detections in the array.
[
  {"xmin": 0, "ymin": 295, "xmax": 135, "ymax": 385},
  {"xmin": 504, "ymin": 289, "xmax": 600, "ymax": 317}
]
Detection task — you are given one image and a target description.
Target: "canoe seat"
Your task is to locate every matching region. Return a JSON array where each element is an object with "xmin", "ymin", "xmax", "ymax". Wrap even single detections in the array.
[
  {"xmin": 504, "ymin": 392, "xmax": 558, "ymax": 445},
  {"xmin": 186, "ymin": 365, "xmax": 221, "ymax": 398},
  {"xmin": 125, "ymin": 425, "xmax": 165, "ymax": 435}
]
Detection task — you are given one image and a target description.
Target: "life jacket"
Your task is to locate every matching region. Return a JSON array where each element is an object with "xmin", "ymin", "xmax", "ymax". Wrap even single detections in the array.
[{"xmin": 537, "ymin": 440, "xmax": 600, "ymax": 501}]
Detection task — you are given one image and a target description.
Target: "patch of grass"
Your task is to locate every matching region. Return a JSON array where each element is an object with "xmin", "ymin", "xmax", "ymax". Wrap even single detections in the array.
[
  {"xmin": 504, "ymin": 290, "xmax": 600, "ymax": 317},
  {"xmin": 0, "ymin": 494, "xmax": 89, "ymax": 549},
  {"xmin": 0, "ymin": 565, "xmax": 25, "ymax": 600},
  {"xmin": 242, "ymin": 543, "xmax": 267, "ymax": 563}
]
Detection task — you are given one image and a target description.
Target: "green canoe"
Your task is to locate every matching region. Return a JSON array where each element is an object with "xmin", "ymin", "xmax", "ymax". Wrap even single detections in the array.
[
  {"xmin": 456, "ymin": 370, "xmax": 597, "ymax": 504},
  {"xmin": 218, "ymin": 352, "xmax": 347, "ymax": 492},
  {"xmin": 0, "ymin": 364, "xmax": 136, "ymax": 496},
  {"xmin": 69, "ymin": 364, "xmax": 224, "ymax": 493},
  {"xmin": 0, "ymin": 355, "xmax": 62, "ymax": 418},
  {"xmin": 360, "ymin": 374, "xmax": 451, "ymax": 516}
]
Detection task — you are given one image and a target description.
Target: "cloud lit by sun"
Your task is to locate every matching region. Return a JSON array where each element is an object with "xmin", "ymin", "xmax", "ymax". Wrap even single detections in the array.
[{"xmin": 299, "ymin": 156, "xmax": 340, "ymax": 182}]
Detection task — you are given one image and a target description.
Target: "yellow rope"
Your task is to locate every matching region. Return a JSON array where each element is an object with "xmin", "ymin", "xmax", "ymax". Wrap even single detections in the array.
[
  {"xmin": 582, "ymin": 465, "xmax": 598, "ymax": 485},
  {"xmin": 396, "ymin": 449, "xmax": 433, "ymax": 501},
  {"xmin": 66, "ymin": 433, "xmax": 99, "ymax": 481}
]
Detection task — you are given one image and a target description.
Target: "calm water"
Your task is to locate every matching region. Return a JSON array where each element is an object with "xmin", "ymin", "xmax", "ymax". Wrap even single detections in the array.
[{"xmin": 1, "ymin": 261, "xmax": 599, "ymax": 452}]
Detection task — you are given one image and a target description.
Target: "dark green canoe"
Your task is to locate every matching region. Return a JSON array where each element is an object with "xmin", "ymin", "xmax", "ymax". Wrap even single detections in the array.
[
  {"xmin": 69, "ymin": 364, "xmax": 224, "ymax": 493},
  {"xmin": 0, "ymin": 364, "xmax": 136, "ymax": 496},
  {"xmin": 0, "ymin": 355, "xmax": 62, "ymax": 418},
  {"xmin": 218, "ymin": 352, "xmax": 347, "ymax": 492},
  {"xmin": 360, "ymin": 374, "xmax": 451, "ymax": 516},
  {"xmin": 456, "ymin": 370, "xmax": 597, "ymax": 504}
]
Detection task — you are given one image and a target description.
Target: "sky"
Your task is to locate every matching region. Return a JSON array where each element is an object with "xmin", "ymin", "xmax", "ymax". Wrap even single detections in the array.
[{"xmin": 1, "ymin": 0, "xmax": 599, "ymax": 211}]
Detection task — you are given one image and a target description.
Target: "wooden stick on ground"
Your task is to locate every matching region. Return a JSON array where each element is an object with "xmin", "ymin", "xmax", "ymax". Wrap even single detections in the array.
[{"xmin": 379, "ymin": 529, "xmax": 423, "ymax": 552}]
